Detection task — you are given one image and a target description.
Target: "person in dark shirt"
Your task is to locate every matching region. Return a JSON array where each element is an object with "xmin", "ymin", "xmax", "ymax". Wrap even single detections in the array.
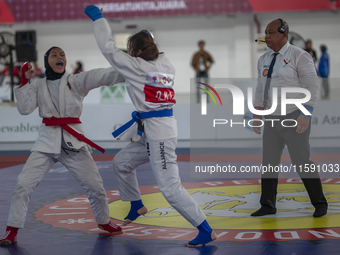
[{"xmin": 304, "ymin": 39, "xmax": 317, "ymax": 65}]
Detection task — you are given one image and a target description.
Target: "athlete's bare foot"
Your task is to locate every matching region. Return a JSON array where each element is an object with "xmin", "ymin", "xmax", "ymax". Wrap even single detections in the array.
[
  {"xmin": 185, "ymin": 230, "xmax": 217, "ymax": 247},
  {"xmin": 123, "ymin": 206, "xmax": 148, "ymax": 226}
]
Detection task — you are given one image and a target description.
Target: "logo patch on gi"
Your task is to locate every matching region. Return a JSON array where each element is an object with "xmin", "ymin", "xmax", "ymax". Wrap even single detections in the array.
[
  {"xmin": 67, "ymin": 142, "xmax": 73, "ymax": 147},
  {"xmin": 147, "ymin": 72, "xmax": 174, "ymax": 87},
  {"xmin": 263, "ymin": 69, "xmax": 269, "ymax": 77},
  {"xmin": 283, "ymin": 59, "xmax": 291, "ymax": 67}
]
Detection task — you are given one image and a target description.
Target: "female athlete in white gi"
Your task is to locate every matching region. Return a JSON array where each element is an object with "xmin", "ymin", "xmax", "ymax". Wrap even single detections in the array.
[
  {"xmin": 84, "ymin": 5, "xmax": 217, "ymax": 247},
  {"xmin": 0, "ymin": 47, "xmax": 125, "ymax": 246}
]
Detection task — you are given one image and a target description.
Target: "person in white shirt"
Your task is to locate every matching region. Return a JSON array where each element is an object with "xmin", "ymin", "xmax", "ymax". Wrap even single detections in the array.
[
  {"xmin": 0, "ymin": 47, "xmax": 125, "ymax": 246},
  {"xmin": 251, "ymin": 19, "xmax": 328, "ymax": 217},
  {"xmin": 84, "ymin": 5, "xmax": 217, "ymax": 247}
]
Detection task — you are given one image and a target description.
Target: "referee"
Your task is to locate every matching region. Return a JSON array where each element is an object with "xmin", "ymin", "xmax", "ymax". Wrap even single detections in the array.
[{"xmin": 251, "ymin": 19, "xmax": 328, "ymax": 217}]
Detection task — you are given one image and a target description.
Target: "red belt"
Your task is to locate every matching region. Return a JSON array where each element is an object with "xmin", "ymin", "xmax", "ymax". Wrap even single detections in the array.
[{"xmin": 42, "ymin": 116, "xmax": 105, "ymax": 154}]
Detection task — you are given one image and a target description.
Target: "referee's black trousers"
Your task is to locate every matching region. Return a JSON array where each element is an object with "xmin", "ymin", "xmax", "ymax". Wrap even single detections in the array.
[{"xmin": 260, "ymin": 110, "xmax": 328, "ymax": 210}]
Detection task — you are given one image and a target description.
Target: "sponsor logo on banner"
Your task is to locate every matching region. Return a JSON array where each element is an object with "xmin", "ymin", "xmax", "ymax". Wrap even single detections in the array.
[
  {"xmin": 98, "ymin": 1, "xmax": 187, "ymax": 13},
  {"xmin": 0, "ymin": 123, "xmax": 39, "ymax": 133},
  {"xmin": 100, "ymin": 84, "xmax": 126, "ymax": 103}
]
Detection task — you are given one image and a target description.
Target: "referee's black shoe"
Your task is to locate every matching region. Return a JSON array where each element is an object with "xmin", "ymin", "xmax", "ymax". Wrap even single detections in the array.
[
  {"xmin": 251, "ymin": 207, "xmax": 276, "ymax": 216},
  {"xmin": 313, "ymin": 207, "xmax": 327, "ymax": 218}
]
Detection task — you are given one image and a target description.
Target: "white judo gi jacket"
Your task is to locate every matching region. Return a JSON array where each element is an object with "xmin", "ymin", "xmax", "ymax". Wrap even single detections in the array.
[
  {"xmin": 15, "ymin": 68, "xmax": 124, "ymax": 154},
  {"xmin": 92, "ymin": 18, "xmax": 177, "ymax": 141}
]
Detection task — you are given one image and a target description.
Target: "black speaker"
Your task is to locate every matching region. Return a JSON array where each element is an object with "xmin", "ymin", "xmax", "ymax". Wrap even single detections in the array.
[{"xmin": 15, "ymin": 30, "xmax": 37, "ymax": 62}]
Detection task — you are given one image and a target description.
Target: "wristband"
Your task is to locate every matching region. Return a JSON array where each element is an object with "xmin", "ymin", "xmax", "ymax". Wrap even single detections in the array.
[
  {"xmin": 300, "ymin": 105, "xmax": 313, "ymax": 119},
  {"xmin": 20, "ymin": 62, "xmax": 29, "ymax": 86},
  {"xmin": 84, "ymin": 5, "xmax": 104, "ymax": 21},
  {"xmin": 253, "ymin": 106, "xmax": 263, "ymax": 119}
]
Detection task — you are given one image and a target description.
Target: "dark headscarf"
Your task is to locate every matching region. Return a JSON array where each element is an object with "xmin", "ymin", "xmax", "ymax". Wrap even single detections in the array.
[{"xmin": 44, "ymin": 46, "xmax": 65, "ymax": 80}]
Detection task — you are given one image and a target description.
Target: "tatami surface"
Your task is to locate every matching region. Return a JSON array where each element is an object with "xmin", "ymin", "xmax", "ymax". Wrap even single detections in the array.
[{"xmin": 1, "ymin": 148, "xmax": 340, "ymax": 255}]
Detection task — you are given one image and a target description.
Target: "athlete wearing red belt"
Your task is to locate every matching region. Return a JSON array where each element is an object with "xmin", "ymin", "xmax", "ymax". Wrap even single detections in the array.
[
  {"xmin": 84, "ymin": 5, "xmax": 217, "ymax": 247},
  {"xmin": 0, "ymin": 47, "xmax": 125, "ymax": 246}
]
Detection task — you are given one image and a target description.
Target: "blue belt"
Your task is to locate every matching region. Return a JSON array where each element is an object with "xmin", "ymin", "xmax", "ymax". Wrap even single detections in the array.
[{"xmin": 112, "ymin": 108, "xmax": 173, "ymax": 138}]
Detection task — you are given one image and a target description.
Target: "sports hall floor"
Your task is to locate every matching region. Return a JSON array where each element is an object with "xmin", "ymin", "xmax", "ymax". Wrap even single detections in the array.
[{"xmin": 1, "ymin": 146, "xmax": 340, "ymax": 255}]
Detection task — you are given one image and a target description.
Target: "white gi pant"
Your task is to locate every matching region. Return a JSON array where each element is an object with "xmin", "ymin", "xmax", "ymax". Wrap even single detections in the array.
[
  {"xmin": 7, "ymin": 141, "xmax": 110, "ymax": 228},
  {"xmin": 112, "ymin": 136, "xmax": 206, "ymax": 227}
]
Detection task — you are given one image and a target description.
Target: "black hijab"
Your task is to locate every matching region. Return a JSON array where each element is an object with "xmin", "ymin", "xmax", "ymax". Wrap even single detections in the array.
[{"xmin": 44, "ymin": 46, "xmax": 65, "ymax": 80}]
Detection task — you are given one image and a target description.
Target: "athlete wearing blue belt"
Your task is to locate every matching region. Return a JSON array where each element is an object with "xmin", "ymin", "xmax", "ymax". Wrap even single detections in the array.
[{"xmin": 84, "ymin": 5, "xmax": 217, "ymax": 247}]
